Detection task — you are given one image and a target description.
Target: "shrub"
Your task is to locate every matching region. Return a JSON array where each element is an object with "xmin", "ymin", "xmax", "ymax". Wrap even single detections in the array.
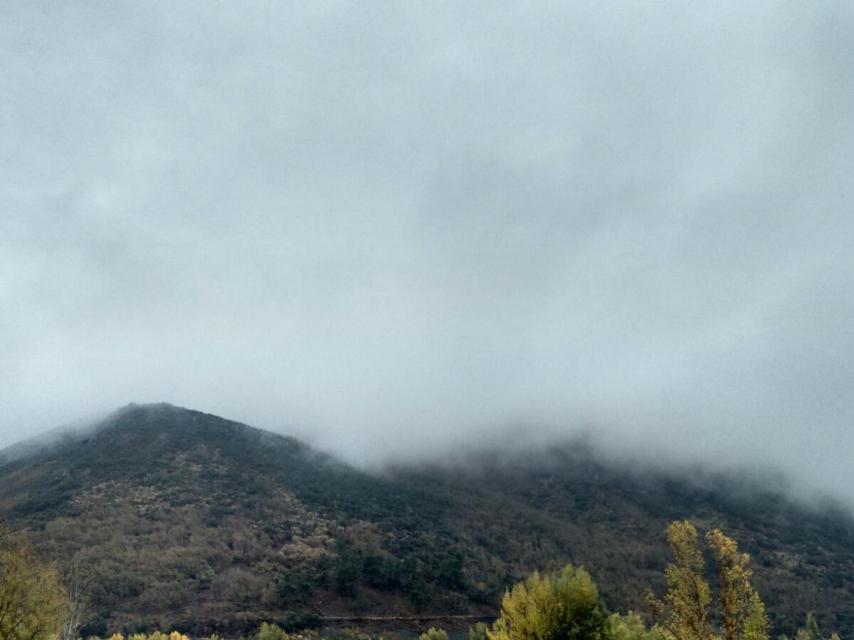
[
  {"xmin": 419, "ymin": 628, "xmax": 448, "ymax": 640},
  {"xmin": 0, "ymin": 527, "xmax": 68, "ymax": 640},
  {"xmin": 469, "ymin": 622, "xmax": 490, "ymax": 640},
  {"xmin": 605, "ymin": 613, "xmax": 664, "ymax": 640},
  {"xmin": 488, "ymin": 565, "xmax": 607, "ymax": 640},
  {"xmin": 257, "ymin": 622, "xmax": 291, "ymax": 640}
]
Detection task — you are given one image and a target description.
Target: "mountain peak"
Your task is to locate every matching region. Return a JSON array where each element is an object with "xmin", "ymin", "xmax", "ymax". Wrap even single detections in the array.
[
  {"xmin": 104, "ymin": 401, "xmax": 208, "ymax": 425},
  {"xmin": 95, "ymin": 402, "xmax": 256, "ymax": 439}
]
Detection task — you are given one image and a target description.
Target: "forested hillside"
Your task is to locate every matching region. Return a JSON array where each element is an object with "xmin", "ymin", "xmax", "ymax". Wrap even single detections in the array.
[{"xmin": 0, "ymin": 404, "xmax": 852, "ymax": 637}]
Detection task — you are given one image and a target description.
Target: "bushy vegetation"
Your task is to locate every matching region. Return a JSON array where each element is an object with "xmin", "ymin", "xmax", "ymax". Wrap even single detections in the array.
[
  {"xmin": 0, "ymin": 526, "xmax": 68, "ymax": 640},
  {"xmin": 107, "ymin": 633, "xmax": 194, "ymax": 640},
  {"xmin": 418, "ymin": 628, "xmax": 448, "ymax": 640},
  {"xmin": 605, "ymin": 613, "xmax": 664, "ymax": 640},
  {"xmin": 489, "ymin": 565, "xmax": 607, "ymax": 640},
  {"xmin": 778, "ymin": 613, "xmax": 842, "ymax": 640},
  {"xmin": 5, "ymin": 512, "xmax": 843, "ymax": 640}
]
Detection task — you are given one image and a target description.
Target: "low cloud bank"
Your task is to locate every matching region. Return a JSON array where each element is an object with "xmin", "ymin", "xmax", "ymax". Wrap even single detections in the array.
[{"xmin": 2, "ymin": 4, "xmax": 853, "ymax": 503}]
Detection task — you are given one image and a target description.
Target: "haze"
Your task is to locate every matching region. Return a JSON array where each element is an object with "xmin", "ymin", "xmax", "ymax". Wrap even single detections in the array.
[{"xmin": 2, "ymin": 3, "xmax": 853, "ymax": 500}]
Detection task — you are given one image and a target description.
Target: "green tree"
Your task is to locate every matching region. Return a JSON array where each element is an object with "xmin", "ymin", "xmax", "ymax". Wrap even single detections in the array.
[
  {"xmin": 400, "ymin": 556, "xmax": 430, "ymax": 608},
  {"xmin": 791, "ymin": 613, "xmax": 831, "ymax": 640},
  {"xmin": 488, "ymin": 565, "xmax": 607, "ymax": 640},
  {"xmin": 363, "ymin": 554, "xmax": 400, "ymax": 590},
  {"xmin": 0, "ymin": 527, "xmax": 68, "ymax": 640},
  {"xmin": 741, "ymin": 592, "xmax": 768, "ymax": 640},
  {"xmin": 469, "ymin": 622, "xmax": 490, "ymax": 640},
  {"xmin": 437, "ymin": 550, "xmax": 466, "ymax": 590},
  {"xmin": 419, "ymin": 628, "xmax": 448, "ymax": 640},
  {"xmin": 256, "ymin": 622, "xmax": 290, "ymax": 640},
  {"xmin": 804, "ymin": 614, "xmax": 822, "ymax": 640},
  {"xmin": 605, "ymin": 613, "xmax": 665, "ymax": 640},
  {"xmin": 275, "ymin": 570, "xmax": 313, "ymax": 603},
  {"xmin": 334, "ymin": 545, "xmax": 363, "ymax": 597}
]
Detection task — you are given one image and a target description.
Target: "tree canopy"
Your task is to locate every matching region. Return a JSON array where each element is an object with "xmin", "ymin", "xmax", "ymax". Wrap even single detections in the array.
[
  {"xmin": 0, "ymin": 527, "xmax": 68, "ymax": 640},
  {"xmin": 649, "ymin": 521, "xmax": 769, "ymax": 640}
]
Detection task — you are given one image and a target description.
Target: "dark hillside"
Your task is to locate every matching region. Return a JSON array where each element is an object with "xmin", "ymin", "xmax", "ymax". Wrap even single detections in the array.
[{"xmin": 0, "ymin": 404, "xmax": 852, "ymax": 637}]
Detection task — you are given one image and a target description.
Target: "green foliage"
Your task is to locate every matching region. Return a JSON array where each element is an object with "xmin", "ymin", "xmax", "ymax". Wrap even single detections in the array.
[
  {"xmin": 788, "ymin": 613, "xmax": 841, "ymax": 640},
  {"xmin": 706, "ymin": 528, "xmax": 767, "ymax": 640},
  {"xmin": 333, "ymin": 544, "xmax": 363, "ymax": 597},
  {"xmin": 362, "ymin": 554, "xmax": 400, "ymax": 590},
  {"xmin": 276, "ymin": 569, "xmax": 315, "ymax": 603},
  {"xmin": 649, "ymin": 521, "xmax": 713, "ymax": 640},
  {"xmin": 651, "ymin": 522, "xmax": 769, "ymax": 640},
  {"xmin": 605, "ymin": 613, "xmax": 665, "ymax": 640},
  {"xmin": 804, "ymin": 614, "xmax": 823, "ymax": 640},
  {"xmin": 436, "ymin": 550, "xmax": 466, "ymax": 590},
  {"xmin": 0, "ymin": 527, "xmax": 68, "ymax": 640},
  {"xmin": 400, "ymin": 555, "xmax": 430, "ymax": 608},
  {"xmin": 469, "ymin": 622, "xmax": 490, "ymax": 640},
  {"xmin": 279, "ymin": 612, "xmax": 322, "ymax": 632},
  {"xmin": 419, "ymin": 628, "xmax": 448, "ymax": 640},
  {"xmin": 489, "ymin": 565, "xmax": 607, "ymax": 640},
  {"xmin": 742, "ymin": 592, "xmax": 769, "ymax": 640},
  {"xmin": 256, "ymin": 622, "xmax": 290, "ymax": 640}
]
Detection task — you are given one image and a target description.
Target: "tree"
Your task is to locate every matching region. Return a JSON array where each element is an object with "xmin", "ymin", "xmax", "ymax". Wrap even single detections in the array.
[
  {"xmin": 419, "ymin": 628, "xmax": 448, "ymax": 640},
  {"xmin": 58, "ymin": 562, "xmax": 85, "ymax": 640},
  {"xmin": 648, "ymin": 521, "xmax": 713, "ymax": 640},
  {"xmin": 488, "ymin": 565, "xmax": 607, "ymax": 640},
  {"xmin": 788, "ymin": 613, "xmax": 837, "ymax": 640},
  {"xmin": 741, "ymin": 592, "xmax": 768, "ymax": 640},
  {"xmin": 706, "ymin": 529, "xmax": 767, "ymax": 640},
  {"xmin": 255, "ymin": 623, "xmax": 290, "ymax": 640},
  {"xmin": 649, "ymin": 522, "xmax": 769, "ymax": 640},
  {"xmin": 605, "ymin": 612, "xmax": 665, "ymax": 640},
  {"xmin": 333, "ymin": 544, "xmax": 363, "ymax": 597},
  {"xmin": 400, "ymin": 556, "xmax": 430, "ymax": 608},
  {"xmin": 803, "ymin": 613, "xmax": 823, "ymax": 640},
  {"xmin": 469, "ymin": 622, "xmax": 490, "ymax": 640},
  {"xmin": 0, "ymin": 527, "xmax": 68, "ymax": 640}
]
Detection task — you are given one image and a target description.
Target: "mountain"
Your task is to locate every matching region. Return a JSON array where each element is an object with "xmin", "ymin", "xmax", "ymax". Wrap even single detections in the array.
[{"xmin": 1, "ymin": 404, "xmax": 853, "ymax": 637}]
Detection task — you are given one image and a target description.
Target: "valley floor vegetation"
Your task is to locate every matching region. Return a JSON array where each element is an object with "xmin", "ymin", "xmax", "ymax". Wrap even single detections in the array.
[{"xmin": 0, "ymin": 521, "xmax": 841, "ymax": 640}]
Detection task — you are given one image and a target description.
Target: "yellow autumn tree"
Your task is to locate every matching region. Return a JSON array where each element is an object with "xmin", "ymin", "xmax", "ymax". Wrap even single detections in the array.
[
  {"xmin": 0, "ymin": 527, "xmax": 68, "ymax": 640},
  {"xmin": 650, "ymin": 522, "xmax": 769, "ymax": 640},
  {"xmin": 706, "ymin": 529, "xmax": 768, "ymax": 640},
  {"xmin": 648, "ymin": 521, "xmax": 714, "ymax": 640}
]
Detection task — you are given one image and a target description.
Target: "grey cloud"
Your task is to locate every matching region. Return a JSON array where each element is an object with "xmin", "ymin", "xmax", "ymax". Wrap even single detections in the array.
[{"xmin": 2, "ymin": 2, "xmax": 853, "ymax": 501}]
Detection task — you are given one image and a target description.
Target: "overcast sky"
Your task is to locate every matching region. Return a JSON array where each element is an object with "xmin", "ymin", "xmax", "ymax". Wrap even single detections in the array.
[{"xmin": 2, "ymin": 3, "xmax": 853, "ymax": 499}]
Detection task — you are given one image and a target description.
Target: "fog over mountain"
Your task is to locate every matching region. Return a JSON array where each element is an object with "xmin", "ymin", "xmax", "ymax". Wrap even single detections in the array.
[{"xmin": 2, "ymin": 4, "xmax": 853, "ymax": 500}]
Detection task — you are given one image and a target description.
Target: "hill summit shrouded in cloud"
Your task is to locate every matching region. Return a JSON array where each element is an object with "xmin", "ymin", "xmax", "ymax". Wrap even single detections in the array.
[
  {"xmin": 2, "ymin": 3, "xmax": 854, "ymax": 504},
  {"xmin": 2, "ymin": 404, "xmax": 853, "ymax": 636}
]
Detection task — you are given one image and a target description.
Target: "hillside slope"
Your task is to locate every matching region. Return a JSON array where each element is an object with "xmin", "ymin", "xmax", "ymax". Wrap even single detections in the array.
[{"xmin": 1, "ymin": 404, "xmax": 852, "ymax": 637}]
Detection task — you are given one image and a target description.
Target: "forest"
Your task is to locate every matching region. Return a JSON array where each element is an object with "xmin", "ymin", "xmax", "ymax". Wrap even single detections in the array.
[{"xmin": 0, "ymin": 520, "xmax": 841, "ymax": 640}]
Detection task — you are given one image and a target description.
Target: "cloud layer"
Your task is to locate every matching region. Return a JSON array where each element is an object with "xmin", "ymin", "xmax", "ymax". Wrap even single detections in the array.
[{"xmin": 2, "ymin": 3, "xmax": 853, "ymax": 498}]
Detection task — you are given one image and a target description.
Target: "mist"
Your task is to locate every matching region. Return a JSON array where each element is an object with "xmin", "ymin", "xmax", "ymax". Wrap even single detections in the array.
[{"xmin": 2, "ymin": 3, "xmax": 853, "ymax": 501}]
